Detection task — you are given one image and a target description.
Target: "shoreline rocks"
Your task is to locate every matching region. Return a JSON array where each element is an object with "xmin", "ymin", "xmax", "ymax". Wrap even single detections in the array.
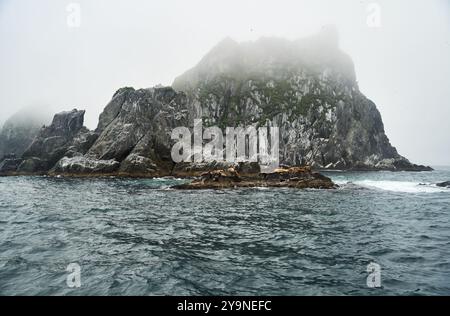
[{"xmin": 171, "ymin": 166, "xmax": 336, "ymax": 190}]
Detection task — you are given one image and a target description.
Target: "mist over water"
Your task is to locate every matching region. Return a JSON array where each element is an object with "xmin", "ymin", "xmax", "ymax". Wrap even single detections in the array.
[{"xmin": 1, "ymin": 168, "xmax": 449, "ymax": 295}]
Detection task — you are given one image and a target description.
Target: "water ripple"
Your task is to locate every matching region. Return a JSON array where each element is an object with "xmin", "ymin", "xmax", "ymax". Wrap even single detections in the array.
[{"xmin": 0, "ymin": 170, "xmax": 449, "ymax": 295}]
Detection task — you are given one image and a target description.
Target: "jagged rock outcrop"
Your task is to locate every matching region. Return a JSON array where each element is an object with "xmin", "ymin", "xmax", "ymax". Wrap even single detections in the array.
[
  {"xmin": 0, "ymin": 107, "xmax": 52, "ymax": 160},
  {"xmin": 0, "ymin": 29, "xmax": 432, "ymax": 177},
  {"xmin": 64, "ymin": 127, "xmax": 99, "ymax": 158},
  {"xmin": 85, "ymin": 86, "xmax": 189, "ymax": 176},
  {"xmin": 0, "ymin": 109, "xmax": 96, "ymax": 174},
  {"xmin": 0, "ymin": 88, "xmax": 191, "ymax": 176},
  {"xmin": 173, "ymin": 28, "xmax": 431, "ymax": 171},
  {"xmin": 18, "ymin": 109, "xmax": 93, "ymax": 173}
]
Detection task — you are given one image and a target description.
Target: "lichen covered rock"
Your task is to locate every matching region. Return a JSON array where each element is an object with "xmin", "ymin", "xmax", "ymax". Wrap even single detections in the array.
[
  {"xmin": 50, "ymin": 156, "xmax": 120, "ymax": 175},
  {"xmin": 0, "ymin": 31, "xmax": 432, "ymax": 176},
  {"xmin": 173, "ymin": 30, "xmax": 430, "ymax": 171}
]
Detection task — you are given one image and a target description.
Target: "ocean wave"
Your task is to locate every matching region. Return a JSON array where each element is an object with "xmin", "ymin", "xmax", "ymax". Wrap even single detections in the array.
[{"xmin": 337, "ymin": 180, "xmax": 449, "ymax": 193}]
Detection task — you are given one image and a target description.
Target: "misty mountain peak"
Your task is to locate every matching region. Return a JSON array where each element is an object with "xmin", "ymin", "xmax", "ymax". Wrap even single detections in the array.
[
  {"xmin": 316, "ymin": 24, "xmax": 340, "ymax": 48},
  {"xmin": 214, "ymin": 37, "xmax": 239, "ymax": 50},
  {"xmin": 173, "ymin": 28, "xmax": 355, "ymax": 92}
]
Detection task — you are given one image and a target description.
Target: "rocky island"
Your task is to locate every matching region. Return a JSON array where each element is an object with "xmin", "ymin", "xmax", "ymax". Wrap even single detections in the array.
[
  {"xmin": 0, "ymin": 28, "xmax": 432, "ymax": 189},
  {"xmin": 172, "ymin": 166, "xmax": 335, "ymax": 190}
]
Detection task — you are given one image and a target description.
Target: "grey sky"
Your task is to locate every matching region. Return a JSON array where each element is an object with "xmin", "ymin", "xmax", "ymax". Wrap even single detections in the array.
[{"xmin": 0, "ymin": 0, "xmax": 449, "ymax": 165}]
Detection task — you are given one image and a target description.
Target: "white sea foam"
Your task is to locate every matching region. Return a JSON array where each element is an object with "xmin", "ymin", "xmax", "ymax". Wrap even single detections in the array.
[
  {"xmin": 338, "ymin": 180, "xmax": 448, "ymax": 193},
  {"xmin": 153, "ymin": 177, "xmax": 184, "ymax": 181}
]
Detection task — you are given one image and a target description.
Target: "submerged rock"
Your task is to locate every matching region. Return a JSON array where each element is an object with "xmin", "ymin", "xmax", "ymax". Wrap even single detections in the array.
[
  {"xmin": 436, "ymin": 181, "xmax": 450, "ymax": 188},
  {"xmin": 172, "ymin": 166, "xmax": 335, "ymax": 190}
]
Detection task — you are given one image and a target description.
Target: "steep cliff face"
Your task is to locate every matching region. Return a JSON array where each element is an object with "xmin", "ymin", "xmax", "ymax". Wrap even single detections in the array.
[
  {"xmin": 0, "ymin": 30, "xmax": 431, "ymax": 176},
  {"xmin": 51, "ymin": 87, "xmax": 190, "ymax": 176},
  {"xmin": 0, "ymin": 109, "xmax": 97, "ymax": 174},
  {"xmin": 0, "ymin": 88, "xmax": 191, "ymax": 176},
  {"xmin": 21, "ymin": 109, "xmax": 90, "ymax": 171},
  {"xmin": 173, "ymin": 29, "xmax": 430, "ymax": 171},
  {"xmin": 0, "ymin": 107, "xmax": 52, "ymax": 160},
  {"xmin": 87, "ymin": 86, "xmax": 189, "ymax": 175}
]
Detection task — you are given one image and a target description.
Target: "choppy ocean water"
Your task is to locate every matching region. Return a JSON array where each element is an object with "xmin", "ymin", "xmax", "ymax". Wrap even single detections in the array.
[{"xmin": 0, "ymin": 167, "xmax": 449, "ymax": 295}]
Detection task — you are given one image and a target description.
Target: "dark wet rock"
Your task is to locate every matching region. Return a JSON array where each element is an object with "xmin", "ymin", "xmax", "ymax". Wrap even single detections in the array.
[
  {"xmin": 172, "ymin": 161, "xmax": 262, "ymax": 177},
  {"xmin": 172, "ymin": 161, "xmax": 237, "ymax": 177},
  {"xmin": 322, "ymin": 157, "xmax": 433, "ymax": 172},
  {"xmin": 0, "ymin": 158, "xmax": 23, "ymax": 174},
  {"xmin": 436, "ymin": 181, "xmax": 450, "ymax": 188},
  {"xmin": 17, "ymin": 157, "xmax": 47, "ymax": 173},
  {"xmin": 118, "ymin": 154, "xmax": 158, "ymax": 175},
  {"xmin": 172, "ymin": 166, "xmax": 336, "ymax": 190},
  {"xmin": 236, "ymin": 162, "xmax": 261, "ymax": 175}
]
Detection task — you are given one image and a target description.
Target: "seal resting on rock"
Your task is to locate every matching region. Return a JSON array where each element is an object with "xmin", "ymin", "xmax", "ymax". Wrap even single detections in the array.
[{"xmin": 172, "ymin": 166, "xmax": 335, "ymax": 190}]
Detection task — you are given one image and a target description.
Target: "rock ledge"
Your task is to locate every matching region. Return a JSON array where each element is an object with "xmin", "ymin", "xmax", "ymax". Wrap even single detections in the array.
[{"xmin": 172, "ymin": 166, "xmax": 336, "ymax": 190}]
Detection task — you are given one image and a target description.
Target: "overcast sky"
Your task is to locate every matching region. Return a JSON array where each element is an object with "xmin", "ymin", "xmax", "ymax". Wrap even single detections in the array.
[{"xmin": 0, "ymin": 0, "xmax": 449, "ymax": 165}]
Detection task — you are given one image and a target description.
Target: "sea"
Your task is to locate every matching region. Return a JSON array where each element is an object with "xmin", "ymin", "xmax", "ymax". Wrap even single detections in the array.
[{"xmin": 0, "ymin": 167, "xmax": 449, "ymax": 295}]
